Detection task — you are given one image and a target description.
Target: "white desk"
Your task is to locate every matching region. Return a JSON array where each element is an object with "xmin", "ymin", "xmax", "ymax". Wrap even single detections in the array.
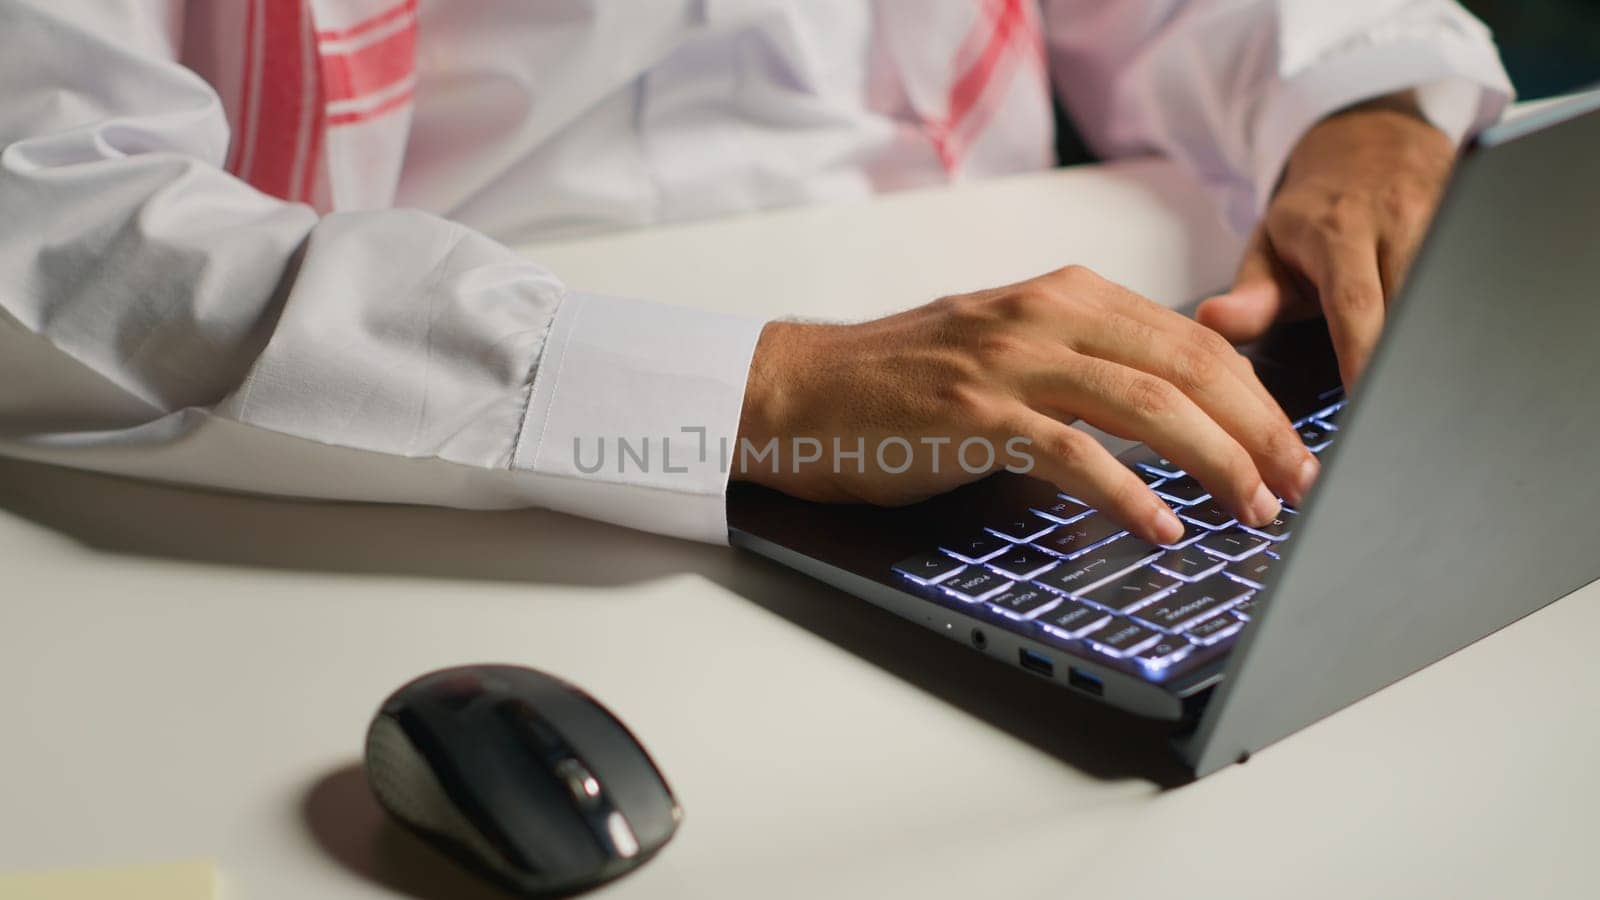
[{"xmin": 2, "ymin": 158, "xmax": 1595, "ymax": 900}]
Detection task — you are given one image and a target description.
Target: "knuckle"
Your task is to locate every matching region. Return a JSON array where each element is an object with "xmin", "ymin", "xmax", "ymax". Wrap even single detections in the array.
[
  {"xmin": 1379, "ymin": 182, "xmax": 1418, "ymax": 223},
  {"xmin": 1041, "ymin": 427, "xmax": 1091, "ymax": 469},
  {"xmin": 1329, "ymin": 281, "xmax": 1381, "ymax": 315},
  {"xmin": 1124, "ymin": 374, "xmax": 1180, "ymax": 418},
  {"xmin": 1256, "ymin": 423, "xmax": 1301, "ymax": 460},
  {"xmin": 1172, "ymin": 341, "xmax": 1221, "ymax": 393},
  {"xmin": 1191, "ymin": 325, "xmax": 1236, "ymax": 360},
  {"xmin": 992, "ymin": 286, "xmax": 1056, "ymax": 322},
  {"xmin": 1315, "ymin": 194, "xmax": 1366, "ymax": 237},
  {"xmin": 928, "ymin": 293, "xmax": 982, "ymax": 337},
  {"xmin": 1050, "ymin": 263, "xmax": 1098, "ymax": 286},
  {"xmin": 1382, "ymin": 178, "xmax": 1433, "ymax": 230},
  {"xmin": 1114, "ymin": 313, "xmax": 1162, "ymax": 348}
]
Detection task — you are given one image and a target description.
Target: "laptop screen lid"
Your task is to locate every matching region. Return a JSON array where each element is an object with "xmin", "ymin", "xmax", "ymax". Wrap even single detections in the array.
[{"xmin": 1184, "ymin": 90, "xmax": 1600, "ymax": 776}]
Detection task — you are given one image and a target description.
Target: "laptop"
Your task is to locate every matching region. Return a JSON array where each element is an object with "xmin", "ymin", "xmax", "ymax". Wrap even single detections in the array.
[{"xmin": 728, "ymin": 89, "xmax": 1600, "ymax": 776}]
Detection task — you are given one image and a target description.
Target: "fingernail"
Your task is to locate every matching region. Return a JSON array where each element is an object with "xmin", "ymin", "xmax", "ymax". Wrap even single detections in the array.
[
  {"xmin": 1248, "ymin": 483, "xmax": 1281, "ymax": 526},
  {"xmin": 1292, "ymin": 455, "xmax": 1320, "ymax": 504},
  {"xmin": 1151, "ymin": 507, "xmax": 1185, "ymax": 545}
]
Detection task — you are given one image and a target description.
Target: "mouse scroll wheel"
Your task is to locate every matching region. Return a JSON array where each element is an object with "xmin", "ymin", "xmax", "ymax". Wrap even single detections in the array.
[{"xmin": 554, "ymin": 758, "xmax": 602, "ymax": 807}]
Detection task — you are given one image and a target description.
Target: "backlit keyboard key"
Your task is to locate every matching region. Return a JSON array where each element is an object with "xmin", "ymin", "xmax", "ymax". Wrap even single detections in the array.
[
  {"xmin": 1308, "ymin": 399, "xmax": 1346, "ymax": 425},
  {"xmin": 1154, "ymin": 476, "xmax": 1210, "ymax": 507},
  {"xmin": 941, "ymin": 533, "xmax": 1009, "ymax": 563},
  {"xmin": 988, "ymin": 586, "xmax": 1060, "ymax": 620},
  {"xmin": 1134, "ymin": 576, "xmax": 1250, "ymax": 632},
  {"xmin": 1152, "ymin": 546, "xmax": 1226, "ymax": 582},
  {"xmin": 943, "ymin": 569, "xmax": 1012, "ymax": 603},
  {"xmin": 893, "ymin": 552, "xmax": 965, "ymax": 585},
  {"xmin": 1132, "ymin": 467, "xmax": 1166, "ymax": 487},
  {"xmin": 1232, "ymin": 597, "xmax": 1260, "ymax": 619},
  {"xmin": 1136, "ymin": 635, "xmax": 1195, "ymax": 668},
  {"xmin": 1297, "ymin": 422, "xmax": 1333, "ymax": 452},
  {"xmin": 1033, "ymin": 537, "xmax": 1161, "ymax": 596},
  {"xmin": 1241, "ymin": 510, "xmax": 1293, "ymax": 541},
  {"xmin": 987, "ymin": 516, "xmax": 1056, "ymax": 543},
  {"xmin": 1196, "ymin": 529, "xmax": 1270, "ymax": 562},
  {"xmin": 1121, "ymin": 447, "xmax": 1183, "ymax": 479},
  {"xmin": 1033, "ymin": 515, "xmax": 1125, "ymax": 558},
  {"xmin": 1225, "ymin": 551, "xmax": 1281, "ymax": 587},
  {"xmin": 1089, "ymin": 620, "xmax": 1162, "ymax": 658},
  {"xmin": 1037, "ymin": 600, "xmax": 1112, "ymax": 638},
  {"xmin": 1080, "ymin": 569, "xmax": 1179, "ymax": 613},
  {"xmin": 1179, "ymin": 498, "xmax": 1237, "ymax": 531},
  {"xmin": 988, "ymin": 545, "xmax": 1060, "ymax": 581},
  {"xmin": 1185, "ymin": 613, "xmax": 1244, "ymax": 645},
  {"xmin": 1033, "ymin": 497, "xmax": 1093, "ymax": 524}
]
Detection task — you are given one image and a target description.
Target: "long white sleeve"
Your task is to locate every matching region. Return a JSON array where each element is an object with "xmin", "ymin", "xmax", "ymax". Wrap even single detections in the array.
[
  {"xmin": 1041, "ymin": 0, "xmax": 1516, "ymax": 229},
  {"xmin": 0, "ymin": 2, "xmax": 765, "ymax": 544}
]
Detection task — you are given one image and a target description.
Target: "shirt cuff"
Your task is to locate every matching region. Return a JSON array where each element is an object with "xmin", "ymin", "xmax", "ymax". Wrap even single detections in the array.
[
  {"xmin": 1244, "ymin": 21, "xmax": 1514, "ymax": 230},
  {"xmin": 511, "ymin": 290, "xmax": 768, "ymax": 544}
]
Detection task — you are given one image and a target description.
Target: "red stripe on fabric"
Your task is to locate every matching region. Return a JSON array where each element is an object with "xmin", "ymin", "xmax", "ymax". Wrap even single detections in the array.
[
  {"xmin": 246, "ymin": 0, "xmax": 311, "ymax": 200},
  {"xmin": 297, "ymin": 18, "xmax": 327, "ymax": 203},
  {"xmin": 320, "ymin": 24, "xmax": 417, "ymax": 103},
  {"xmin": 941, "ymin": 37, "xmax": 1026, "ymax": 169},
  {"xmin": 314, "ymin": 0, "xmax": 417, "ymax": 41},
  {"xmin": 225, "ymin": 0, "xmax": 259, "ymax": 176},
  {"xmin": 948, "ymin": 0, "xmax": 1007, "ymax": 77},
  {"xmin": 326, "ymin": 87, "xmax": 415, "ymax": 126},
  {"xmin": 945, "ymin": 0, "xmax": 1025, "ymax": 132},
  {"xmin": 934, "ymin": 0, "xmax": 1034, "ymax": 173}
]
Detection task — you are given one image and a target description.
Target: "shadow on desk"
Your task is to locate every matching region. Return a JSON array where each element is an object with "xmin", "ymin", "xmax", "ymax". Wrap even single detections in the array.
[
  {"xmin": 0, "ymin": 457, "xmax": 1190, "ymax": 789},
  {"xmin": 303, "ymin": 763, "xmax": 521, "ymax": 900}
]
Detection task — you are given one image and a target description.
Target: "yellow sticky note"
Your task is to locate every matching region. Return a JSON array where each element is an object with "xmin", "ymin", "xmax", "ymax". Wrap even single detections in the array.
[{"xmin": 0, "ymin": 860, "xmax": 216, "ymax": 900}]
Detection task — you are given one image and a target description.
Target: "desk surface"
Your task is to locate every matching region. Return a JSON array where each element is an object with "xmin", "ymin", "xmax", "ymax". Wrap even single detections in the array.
[{"xmin": 2, "ymin": 157, "xmax": 1595, "ymax": 900}]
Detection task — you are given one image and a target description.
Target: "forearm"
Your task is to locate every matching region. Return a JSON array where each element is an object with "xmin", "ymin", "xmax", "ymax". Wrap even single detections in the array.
[{"xmin": 0, "ymin": 1, "xmax": 765, "ymax": 543}]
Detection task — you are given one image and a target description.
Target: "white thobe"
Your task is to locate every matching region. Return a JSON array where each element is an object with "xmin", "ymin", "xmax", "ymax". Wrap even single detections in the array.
[{"xmin": 0, "ymin": 1, "xmax": 1512, "ymax": 543}]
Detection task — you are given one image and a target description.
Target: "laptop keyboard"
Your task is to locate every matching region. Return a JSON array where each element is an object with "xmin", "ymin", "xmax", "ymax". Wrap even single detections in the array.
[{"xmin": 892, "ymin": 397, "xmax": 1347, "ymax": 679}]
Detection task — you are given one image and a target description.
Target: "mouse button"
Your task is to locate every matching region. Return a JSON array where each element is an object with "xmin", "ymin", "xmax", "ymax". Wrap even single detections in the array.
[
  {"xmin": 553, "ymin": 758, "xmax": 603, "ymax": 809},
  {"xmin": 518, "ymin": 687, "xmax": 681, "ymax": 852},
  {"xmin": 494, "ymin": 698, "xmax": 568, "ymax": 760},
  {"xmin": 395, "ymin": 704, "xmax": 606, "ymax": 879}
]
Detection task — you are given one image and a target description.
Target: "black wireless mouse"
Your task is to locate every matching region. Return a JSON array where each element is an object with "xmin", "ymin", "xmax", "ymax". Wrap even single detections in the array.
[{"xmin": 364, "ymin": 665, "xmax": 683, "ymax": 897}]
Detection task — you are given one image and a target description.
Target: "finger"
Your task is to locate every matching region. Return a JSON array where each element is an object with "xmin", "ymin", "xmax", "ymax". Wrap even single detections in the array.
[
  {"xmin": 1006, "ymin": 410, "xmax": 1185, "ymax": 545},
  {"xmin": 1091, "ymin": 270, "xmax": 1302, "ymax": 435},
  {"xmin": 1195, "ymin": 228, "xmax": 1316, "ymax": 343},
  {"xmin": 1062, "ymin": 311, "xmax": 1319, "ymax": 506},
  {"xmin": 1377, "ymin": 220, "xmax": 1428, "ymax": 301},
  {"xmin": 1037, "ymin": 353, "xmax": 1282, "ymax": 528},
  {"xmin": 1306, "ymin": 238, "xmax": 1387, "ymax": 388},
  {"xmin": 1066, "ymin": 279, "xmax": 1318, "ymax": 503}
]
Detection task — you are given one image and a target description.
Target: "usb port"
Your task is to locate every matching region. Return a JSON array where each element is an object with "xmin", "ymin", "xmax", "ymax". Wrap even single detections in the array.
[
  {"xmin": 1067, "ymin": 666, "xmax": 1103, "ymax": 696},
  {"xmin": 1018, "ymin": 648, "xmax": 1054, "ymax": 677}
]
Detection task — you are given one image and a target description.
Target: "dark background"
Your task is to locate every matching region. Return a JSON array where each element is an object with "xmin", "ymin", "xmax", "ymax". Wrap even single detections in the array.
[
  {"xmin": 1053, "ymin": 1, "xmax": 1600, "ymax": 165},
  {"xmin": 1465, "ymin": 0, "xmax": 1600, "ymax": 97}
]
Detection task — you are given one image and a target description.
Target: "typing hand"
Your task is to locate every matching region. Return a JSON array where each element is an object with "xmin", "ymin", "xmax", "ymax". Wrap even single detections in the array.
[
  {"xmin": 734, "ymin": 266, "xmax": 1318, "ymax": 545},
  {"xmin": 1197, "ymin": 92, "xmax": 1457, "ymax": 388}
]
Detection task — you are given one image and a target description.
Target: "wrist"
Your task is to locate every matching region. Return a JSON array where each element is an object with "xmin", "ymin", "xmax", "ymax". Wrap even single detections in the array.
[{"xmin": 735, "ymin": 321, "xmax": 807, "ymax": 485}]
